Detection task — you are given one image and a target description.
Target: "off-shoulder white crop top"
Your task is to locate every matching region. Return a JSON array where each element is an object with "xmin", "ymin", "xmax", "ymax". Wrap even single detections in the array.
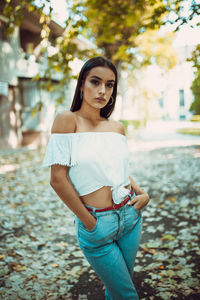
[{"xmin": 42, "ymin": 132, "xmax": 131, "ymax": 204}]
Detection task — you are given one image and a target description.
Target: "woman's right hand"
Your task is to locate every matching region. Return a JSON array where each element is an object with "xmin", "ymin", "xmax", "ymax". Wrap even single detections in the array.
[{"xmin": 84, "ymin": 216, "xmax": 97, "ymax": 231}]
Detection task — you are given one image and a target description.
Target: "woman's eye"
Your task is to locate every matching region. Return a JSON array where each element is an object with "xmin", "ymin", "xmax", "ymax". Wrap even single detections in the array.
[
  {"xmin": 91, "ymin": 80, "xmax": 99, "ymax": 86},
  {"xmin": 106, "ymin": 83, "xmax": 114, "ymax": 88}
]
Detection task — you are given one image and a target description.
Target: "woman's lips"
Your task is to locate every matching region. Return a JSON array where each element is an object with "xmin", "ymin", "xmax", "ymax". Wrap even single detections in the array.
[{"xmin": 95, "ymin": 97, "xmax": 106, "ymax": 101}]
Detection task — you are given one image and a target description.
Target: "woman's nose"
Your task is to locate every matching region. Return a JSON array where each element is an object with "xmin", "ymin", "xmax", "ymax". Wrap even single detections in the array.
[{"xmin": 99, "ymin": 83, "xmax": 105, "ymax": 94}]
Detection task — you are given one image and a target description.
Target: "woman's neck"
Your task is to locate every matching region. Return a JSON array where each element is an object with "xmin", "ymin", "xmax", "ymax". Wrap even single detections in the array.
[{"xmin": 76, "ymin": 105, "xmax": 104, "ymax": 122}]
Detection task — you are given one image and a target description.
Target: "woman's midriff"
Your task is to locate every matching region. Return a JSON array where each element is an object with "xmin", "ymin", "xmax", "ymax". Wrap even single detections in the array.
[{"xmin": 80, "ymin": 184, "xmax": 131, "ymax": 208}]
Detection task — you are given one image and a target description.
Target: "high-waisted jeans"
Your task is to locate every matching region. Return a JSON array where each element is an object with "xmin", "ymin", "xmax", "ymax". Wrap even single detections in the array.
[{"xmin": 74, "ymin": 192, "xmax": 143, "ymax": 300}]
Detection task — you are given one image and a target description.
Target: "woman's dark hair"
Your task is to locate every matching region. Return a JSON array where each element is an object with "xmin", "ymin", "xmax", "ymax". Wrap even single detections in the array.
[{"xmin": 70, "ymin": 56, "xmax": 118, "ymax": 119}]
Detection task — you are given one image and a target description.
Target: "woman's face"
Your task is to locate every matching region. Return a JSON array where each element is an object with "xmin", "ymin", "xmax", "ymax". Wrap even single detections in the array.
[{"xmin": 81, "ymin": 66, "xmax": 115, "ymax": 110}]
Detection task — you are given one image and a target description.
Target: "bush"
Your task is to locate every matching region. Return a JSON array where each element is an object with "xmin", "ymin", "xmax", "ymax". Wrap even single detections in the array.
[
  {"xmin": 176, "ymin": 128, "xmax": 200, "ymax": 135},
  {"xmin": 190, "ymin": 115, "xmax": 200, "ymax": 122}
]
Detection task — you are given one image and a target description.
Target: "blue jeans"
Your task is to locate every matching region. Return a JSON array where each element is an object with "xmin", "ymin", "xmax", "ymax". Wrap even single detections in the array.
[{"xmin": 74, "ymin": 193, "xmax": 142, "ymax": 300}]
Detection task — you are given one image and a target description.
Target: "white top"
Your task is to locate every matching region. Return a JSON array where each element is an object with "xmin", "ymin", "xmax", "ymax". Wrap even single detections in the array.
[{"xmin": 42, "ymin": 132, "xmax": 131, "ymax": 204}]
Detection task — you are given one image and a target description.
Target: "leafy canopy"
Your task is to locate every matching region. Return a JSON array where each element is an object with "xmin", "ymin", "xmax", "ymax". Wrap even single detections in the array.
[
  {"xmin": 2, "ymin": 0, "xmax": 200, "ymax": 109},
  {"xmin": 72, "ymin": 0, "xmax": 173, "ymax": 66}
]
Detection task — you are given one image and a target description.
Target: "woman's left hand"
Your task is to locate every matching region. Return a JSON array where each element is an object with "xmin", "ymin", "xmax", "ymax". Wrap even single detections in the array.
[{"xmin": 127, "ymin": 193, "xmax": 149, "ymax": 211}]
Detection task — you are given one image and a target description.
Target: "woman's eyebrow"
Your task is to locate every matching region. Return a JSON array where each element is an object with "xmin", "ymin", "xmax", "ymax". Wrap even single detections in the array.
[{"xmin": 90, "ymin": 75, "xmax": 115, "ymax": 82}]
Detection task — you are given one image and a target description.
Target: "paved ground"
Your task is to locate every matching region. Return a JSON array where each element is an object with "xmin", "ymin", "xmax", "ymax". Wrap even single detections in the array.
[
  {"xmin": 0, "ymin": 124, "xmax": 200, "ymax": 299},
  {"xmin": 127, "ymin": 120, "xmax": 200, "ymax": 152}
]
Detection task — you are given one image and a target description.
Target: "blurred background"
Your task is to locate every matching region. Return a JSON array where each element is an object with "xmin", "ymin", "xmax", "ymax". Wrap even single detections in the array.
[
  {"xmin": 0, "ymin": 0, "xmax": 200, "ymax": 149},
  {"xmin": 1, "ymin": 1, "xmax": 200, "ymax": 299}
]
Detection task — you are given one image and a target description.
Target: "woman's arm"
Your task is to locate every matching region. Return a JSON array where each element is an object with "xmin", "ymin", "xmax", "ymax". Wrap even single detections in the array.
[
  {"xmin": 128, "ymin": 176, "xmax": 150, "ymax": 210},
  {"xmin": 115, "ymin": 121, "xmax": 150, "ymax": 210},
  {"xmin": 50, "ymin": 165, "xmax": 97, "ymax": 230},
  {"xmin": 49, "ymin": 111, "xmax": 97, "ymax": 230}
]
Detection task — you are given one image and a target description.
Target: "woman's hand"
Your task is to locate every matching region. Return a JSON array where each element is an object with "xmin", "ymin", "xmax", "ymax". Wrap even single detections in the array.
[
  {"xmin": 84, "ymin": 215, "xmax": 97, "ymax": 231},
  {"xmin": 127, "ymin": 193, "xmax": 149, "ymax": 211},
  {"xmin": 128, "ymin": 176, "xmax": 150, "ymax": 211}
]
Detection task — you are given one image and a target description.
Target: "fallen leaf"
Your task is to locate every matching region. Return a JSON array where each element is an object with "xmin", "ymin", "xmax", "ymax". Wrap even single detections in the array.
[
  {"xmin": 161, "ymin": 234, "xmax": 175, "ymax": 241},
  {"xmin": 50, "ymin": 263, "xmax": 58, "ymax": 268},
  {"xmin": 169, "ymin": 196, "xmax": 176, "ymax": 202},
  {"xmin": 13, "ymin": 264, "xmax": 26, "ymax": 272},
  {"xmin": 158, "ymin": 265, "xmax": 165, "ymax": 270},
  {"xmin": 56, "ymin": 242, "xmax": 68, "ymax": 247},
  {"xmin": 142, "ymin": 247, "xmax": 156, "ymax": 255}
]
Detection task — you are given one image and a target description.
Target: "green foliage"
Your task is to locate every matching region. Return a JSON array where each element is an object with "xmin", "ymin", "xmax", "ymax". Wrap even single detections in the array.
[
  {"xmin": 188, "ymin": 44, "xmax": 200, "ymax": 70},
  {"xmin": 31, "ymin": 101, "xmax": 43, "ymax": 117},
  {"xmin": 2, "ymin": 0, "xmax": 200, "ymax": 111},
  {"xmin": 188, "ymin": 45, "xmax": 200, "ymax": 115},
  {"xmin": 72, "ymin": 0, "xmax": 173, "ymax": 66},
  {"xmin": 171, "ymin": 0, "xmax": 200, "ymax": 30},
  {"xmin": 176, "ymin": 128, "xmax": 200, "ymax": 136},
  {"xmin": 135, "ymin": 30, "xmax": 178, "ymax": 70},
  {"xmin": 190, "ymin": 115, "xmax": 200, "ymax": 122},
  {"xmin": 2, "ymin": 0, "xmax": 52, "ymax": 37},
  {"xmin": 119, "ymin": 119, "xmax": 142, "ymax": 132},
  {"xmin": 190, "ymin": 73, "xmax": 200, "ymax": 115}
]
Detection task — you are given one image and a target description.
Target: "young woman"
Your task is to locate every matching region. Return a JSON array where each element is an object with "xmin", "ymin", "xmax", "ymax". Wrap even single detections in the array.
[{"xmin": 43, "ymin": 56, "xmax": 149, "ymax": 300}]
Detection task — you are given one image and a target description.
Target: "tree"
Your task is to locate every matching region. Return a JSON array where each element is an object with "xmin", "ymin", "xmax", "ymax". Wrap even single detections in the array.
[
  {"xmin": 2, "ymin": 0, "xmax": 200, "ymax": 111},
  {"xmin": 167, "ymin": 0, "xmax": 200, "ymax": 30},
  {"xmin": 72, "ymin": 0, "xmax": 175, "ymax": 69},
  {"xmin": 190, "ymin": 71, "xmax": 200, "ymax": 115},
  {"xmin": 164, "ymin": 0, "xmax": 200, "ymax": 115},
  {"xmin": 2, "ymin": 0, "xmax": 200, "ymax": 71},
  {"xmin": 2, "ymin": 0, "xmax": 53, "ymax": 37},
  {"xmin": 73, "ymin": 0, "xmax": 200, "ymax": 117},
  {"xmin": 71, "ymin": 0, "xmax": 179, "ymax": 120},
  {"xmin": 1, "ymin": 0, "xmax": 178, "ymax": 110},
  {"xmin": 188, "ymin": 44, "xmax": 200, "ymax": 115}
]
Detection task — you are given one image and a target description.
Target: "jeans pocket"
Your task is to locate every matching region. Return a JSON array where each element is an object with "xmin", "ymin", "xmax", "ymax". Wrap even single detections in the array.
[
  {"xmin": 78, "ymin": 216, "xmax": 99, "ymax": 235},
  {"xmin": 132, "ymin": 205, "xmax": 140, "ymax": 214},
  {"xmin": 124, "ymin": 204, "xmax": 140, "ymax": 231},
  {"xmin": 77, "ymin": 213, "xmax": 117, "ymax": 247}
]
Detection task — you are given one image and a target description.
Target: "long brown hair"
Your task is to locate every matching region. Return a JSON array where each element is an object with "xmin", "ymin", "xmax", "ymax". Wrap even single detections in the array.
[{"xmin": 70, "ymin": 56, "xmax": 118, "ymax": 119}]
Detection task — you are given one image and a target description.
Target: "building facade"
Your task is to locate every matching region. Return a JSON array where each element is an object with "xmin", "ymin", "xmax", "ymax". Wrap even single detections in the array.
[
  {"xmin": 0, "ymin": 5, "xmax": 67, "ymax": 149},
  {"xmin": 157, "ymin": 44, "xmax": 195, "ymax": 121},
  {"xmin": 114, "ymin": 28, "xmax": 199, "ymax": 124}
]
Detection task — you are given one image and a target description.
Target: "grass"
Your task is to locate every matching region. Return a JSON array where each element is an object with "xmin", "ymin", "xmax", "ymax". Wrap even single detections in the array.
[{"xmin": 176, "ymin": 128, "xmax": 200, "ymax": 136}]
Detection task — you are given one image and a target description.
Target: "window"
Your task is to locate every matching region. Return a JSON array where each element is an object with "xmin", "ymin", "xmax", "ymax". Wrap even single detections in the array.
[
  {"xmin": 19, "ymin": 79, "xmax": 40, "ymax": 131},
  {"xmin": 158, "ymin": 91, "xmax": 164, "ymax": 108},
  {"xmin": 179, "ymin": 115, "xmax": 186, "ymax": 120},
  {"xmin": 179, "ymin": 89, "xmax": 185, "ymax": 107}
]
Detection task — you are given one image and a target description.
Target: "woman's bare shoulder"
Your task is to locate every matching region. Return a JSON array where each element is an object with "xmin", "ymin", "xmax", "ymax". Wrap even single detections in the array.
[
  {"xmin": 51, "ymin": 111, "xmax": 76, "ymax": 134},
  {"xmin": 108, "ymin": 119, "xmax": 126, "ymax": 136}
]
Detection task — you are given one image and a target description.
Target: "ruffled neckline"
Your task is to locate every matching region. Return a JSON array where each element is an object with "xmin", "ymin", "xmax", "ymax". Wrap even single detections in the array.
[{"xmin": 51, "ymin": 131, "xmax": 126, "ymax": 138}]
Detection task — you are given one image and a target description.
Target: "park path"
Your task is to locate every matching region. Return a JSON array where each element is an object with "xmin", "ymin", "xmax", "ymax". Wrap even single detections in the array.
[
  {"xmin": 0, "ymin": 127, "xmax": 200, "ymax": 299},
  {"xmin": 127, "ymin": 120, "xmax": 200, "ymax": 152}
]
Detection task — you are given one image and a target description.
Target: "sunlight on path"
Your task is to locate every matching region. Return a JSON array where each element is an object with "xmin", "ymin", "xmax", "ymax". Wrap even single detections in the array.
[{"xmin": 127, "ymin": 120, "xmax": 200, "ymax": 152}]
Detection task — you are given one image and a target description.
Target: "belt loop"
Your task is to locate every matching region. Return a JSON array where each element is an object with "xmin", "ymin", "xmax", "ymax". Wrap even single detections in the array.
[{"xmin": 92, "ymin": 207, "xmax": 96, "ymax": 214}]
